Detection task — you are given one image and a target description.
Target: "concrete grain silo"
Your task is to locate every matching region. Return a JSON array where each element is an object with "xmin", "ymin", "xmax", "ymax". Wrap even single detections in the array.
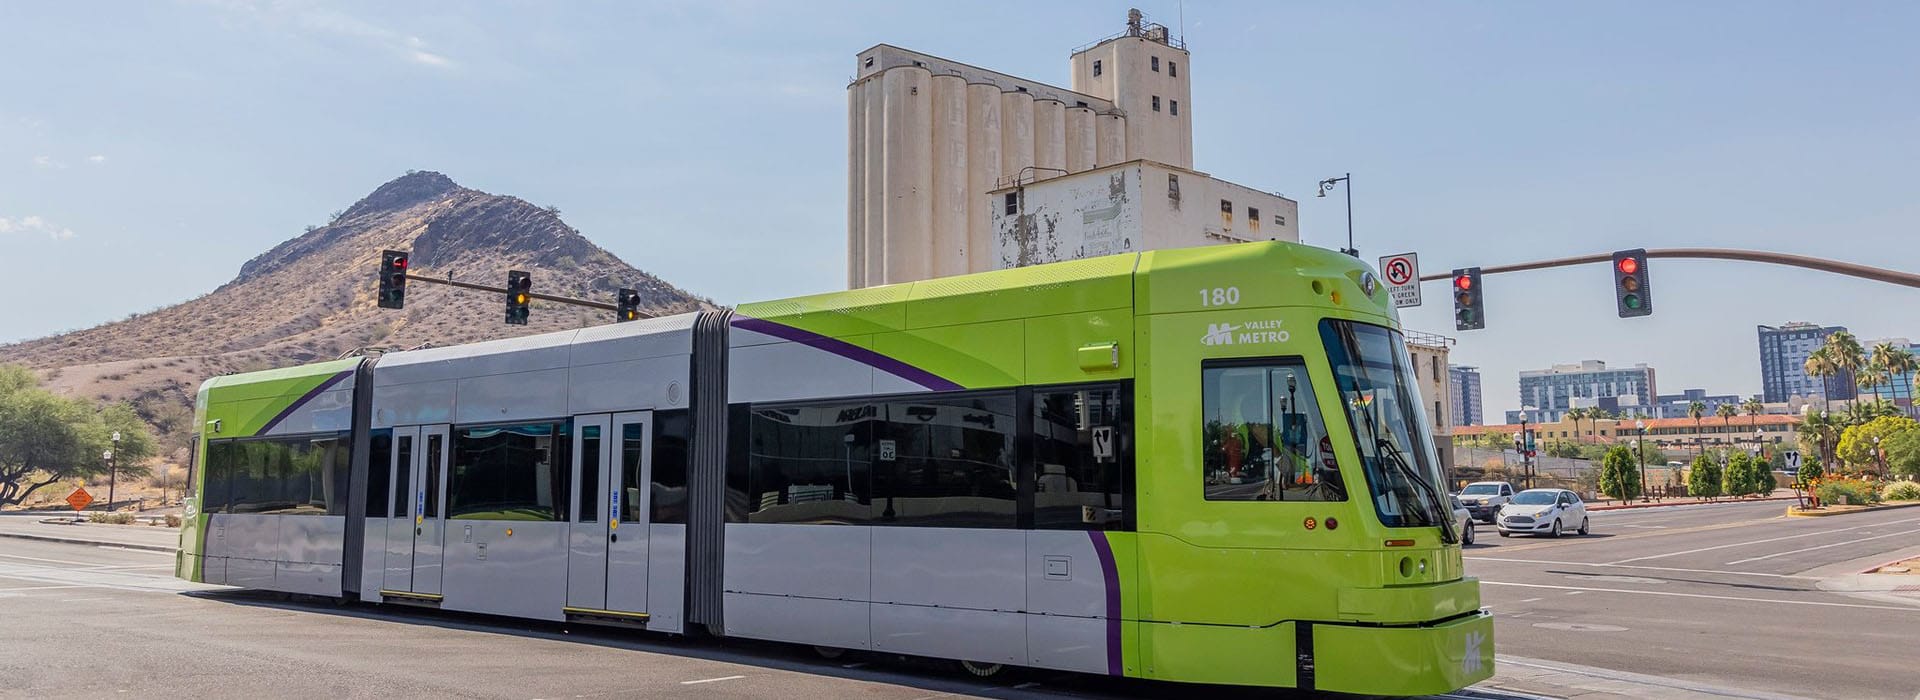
[
  {"xmin": 1032, "ymin": 98, "xmax": 1066, "ymax": 181},
  {"xmin": 929, "ymin": 74, "xmax": 969, "ymax": 278},
  {"xmin": 998, "ymin": 90, "xmax": 1035, "ymax": 187},
  {"xmin": 880, "ymin": 66, "xmax": 931, "ymax": 284},
  {"xmin": 1065, "ymin": 105, "xmax": 1096, "ymax": 173}
]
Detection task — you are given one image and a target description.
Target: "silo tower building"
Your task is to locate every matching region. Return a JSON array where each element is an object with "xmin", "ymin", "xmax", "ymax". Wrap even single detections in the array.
[{"xmin": 847, "ymin": 9, "xmax": 1299, "ymax": 288}]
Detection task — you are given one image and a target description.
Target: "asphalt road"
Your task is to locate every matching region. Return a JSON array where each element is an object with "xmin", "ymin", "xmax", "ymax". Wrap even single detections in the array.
[
  {"xmin": 1464, "ymin": 499, "xmax": 1920, "ymax": 700},
  {"xmin": 3, "ymin": 502, "xmax": 1915, "ymax": 699}
]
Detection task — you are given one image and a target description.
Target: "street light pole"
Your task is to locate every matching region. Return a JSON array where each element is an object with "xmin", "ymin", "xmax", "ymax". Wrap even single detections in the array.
[
  {"xmin": 1636, "ymin": 420, "xmax": 1649, "ymax": 502},
  {"xmin": 1317, "ymin": 173, "xmax": 1355, "ymax": 258}
]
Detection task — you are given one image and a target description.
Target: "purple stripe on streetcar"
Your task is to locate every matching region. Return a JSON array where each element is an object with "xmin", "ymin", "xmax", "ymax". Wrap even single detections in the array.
[
  {"xmin": 1087, "ymin": 531, "xmax": 1123, "ymax": 676},
  {"xmin": 258, "ymin": 371, "xmax": 352, "ymax": 436},
  {"xmin": 729, "ymin": 315, "xmax": 964, "ymax": 392}
]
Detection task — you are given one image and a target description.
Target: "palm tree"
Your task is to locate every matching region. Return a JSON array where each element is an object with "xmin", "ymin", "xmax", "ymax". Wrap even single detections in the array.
[
  {"xmin": 1796, "ymin": 411, "xmax": 1841, "ymax": 470},
  {"xmin": 1826, "ymin": 331, "xmax": 1867, "ymax": 400},
  {"xmin": 1743, "ymin": 397, "xmax": 1766, "ymax": 450},
  {"xmin": 1871, "ymin": 342, "xmax": 1918, "ymax": 417},
  {"xmin": 1688, "ymin": 400, "xmax": 1708, "ymax": 457},
  {"xmin": 1804, "ymin": 347, "xmax": 1838, "ymax": 412},
  {"xmin": 1715, "ymin": 403, "xmax": 1737, "ymax": 449},
  {"xmin": 1566, "ymin": 407, "xmax": 1587, "ymax": 444}
]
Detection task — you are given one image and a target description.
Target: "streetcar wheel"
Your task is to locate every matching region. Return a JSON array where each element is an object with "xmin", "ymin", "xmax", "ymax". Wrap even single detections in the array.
[{"xmin": 956, "ymin": 660, "xmax": 1005, "ymax": 678}]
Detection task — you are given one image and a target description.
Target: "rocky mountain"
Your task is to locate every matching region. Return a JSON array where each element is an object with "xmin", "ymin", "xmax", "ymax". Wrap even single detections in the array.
[{"xmin": 0, "ymin": 171, "xmax": 709, "ymax": 448}]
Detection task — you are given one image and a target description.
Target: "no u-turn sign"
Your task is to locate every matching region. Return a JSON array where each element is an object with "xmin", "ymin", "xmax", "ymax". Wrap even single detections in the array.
[{"xmin": 1379, "ymin": 253, "xmax": 1422, "ymax": 308}]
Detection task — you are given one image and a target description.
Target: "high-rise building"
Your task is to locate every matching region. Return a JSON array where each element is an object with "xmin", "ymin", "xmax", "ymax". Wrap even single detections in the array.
[
  {"xmin": 1449, "ymin": 365, "xmax": 1484, "ymax": 427},
  {"xmin": 1651, "ymin": 389, "xmax": 1746, "ymax": 420},
  {"xmin": 1508, "ymin": 360, "xmax": 1657, "ymax": 424},
  {"xmin": 1757, "ymin": 322, "xmax": 1853, "ymax": 403},
  {"xmin": 846, "ymin": 9, "xmax": 1299, "ymax": 287}
]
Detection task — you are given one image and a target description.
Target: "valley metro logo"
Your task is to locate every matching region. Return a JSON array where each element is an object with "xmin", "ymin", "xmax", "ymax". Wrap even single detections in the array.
[
  {"xmin": 1461, "ymin": 630, "xmax": 1485, "ymax": 675},
  {"xmin": 1202, "ymin": 323, "xmax": 1241, "ymax": 346}
]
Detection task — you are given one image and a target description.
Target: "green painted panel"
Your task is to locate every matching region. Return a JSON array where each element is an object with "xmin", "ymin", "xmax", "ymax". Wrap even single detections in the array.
[
  {"xmin": 907, "ymin": 254, "xmax": 1136, "ymax": 327},
  {"xmin": 872, "ymin": 320, "xmax": 1024, "ymax": 389},
  {"xmin": 1023, "ymin": 311, "xmax": 1133, "ymax": 386},
  {"xmin": 737, "ymin": 284, "xmax": 911, "ymax": 337},
  {"xmin": 1139, "ymin": 620, "xmax": 1297, "ymax": 686},
  {"xmin": 1135, "ymin": 242, "xmax": 1396, "ymax": 321},
  {"xmin": 200, "ymin": 358, "xmax": 359, "ymax": 402},
  {"xmin": 1313, "ymin": 612, "xmax": 1495, "ymax": 695}
]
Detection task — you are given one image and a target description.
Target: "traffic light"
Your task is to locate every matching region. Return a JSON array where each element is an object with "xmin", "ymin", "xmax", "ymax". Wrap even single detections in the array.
[
  {"xmin": 1452, "ymin": 267, "xmax": 1484, "ymax": 331},
  {"xmin": 616, "ymin": 288, "xmax": 642, "ymax": 322},
  {"xmin": 377, "ymin": 250, "xmax": 409, "ymax": 309},
  {"xmin": 505, "ymin": 270, "xmax": 531, "ymax": 325},
  {"xmin": 1612, "ymin": 249, "xmax": 1652, "ymax": 317}
]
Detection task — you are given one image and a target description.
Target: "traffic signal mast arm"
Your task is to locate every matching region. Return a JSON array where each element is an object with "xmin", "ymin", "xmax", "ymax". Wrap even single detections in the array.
[
  {"xmin": 1417, "ymin": 247, "xmax": 1920, "ymax": 289},
  {"xmin": 399, "ymin": 272, "xmax": 640, "ymax": 315}
]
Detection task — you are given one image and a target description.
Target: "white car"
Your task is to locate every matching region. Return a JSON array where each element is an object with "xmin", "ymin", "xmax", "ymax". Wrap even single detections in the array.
[
  {"xmin": 1456, "ymin": 481, "xmax": 1515, "ymax": 523},
  {"xmin": 1496, "ymin": 488, "xmax": 1589, "ymax": 538},
  {"xmin": 1448, "ymin": 494, "xmax": 1477, "ymax": 546}
]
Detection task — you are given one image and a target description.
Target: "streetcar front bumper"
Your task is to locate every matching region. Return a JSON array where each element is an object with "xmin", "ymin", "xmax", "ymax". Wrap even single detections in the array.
[{"xmin": 1313, "ymin": 608, "xmax": 1497, "ymax": 696}]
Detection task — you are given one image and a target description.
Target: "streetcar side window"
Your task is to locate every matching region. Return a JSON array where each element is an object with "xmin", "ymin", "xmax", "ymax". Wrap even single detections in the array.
[
  {"xmin": 364, "ymin": 430, "xmax": 392, "ymax": 519},
  {"xmin": 746, "ymin": 401, "xmax": 878, "ymax": 525},
  {"xmin": 202, "ymin": 441, "xmax": 234, "ymax": 513},
  {"xmin": 1201, "ymin": 359, "xmax": 1347, "ymax": 502},
  {"xmin": 392, "ymin": 435, "xmax": 413, "ymax": 518},
  {"xmin": 446, "ymin": 422, "xmax": 570, "ymax": 522},
  {"xmin": 221, "ymin": 433, "xmax": 352, "ymax": 515},
  {"xmin": 873, "ymin": 393, "xmax": 1018, "ymax": 528},
  {"xmin": 650, "ymin": 409, "xmax": 691, "ymax": 524},
  {"xmin": 1031, "ymin": 385, "xmax": 1131, "ymax": 530}
]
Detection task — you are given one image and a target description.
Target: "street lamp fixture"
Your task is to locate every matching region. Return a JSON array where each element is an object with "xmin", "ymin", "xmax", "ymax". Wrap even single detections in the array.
[{"xmin": 1317, "ymin": 173, "xmax": 1356, "ymax": 258}]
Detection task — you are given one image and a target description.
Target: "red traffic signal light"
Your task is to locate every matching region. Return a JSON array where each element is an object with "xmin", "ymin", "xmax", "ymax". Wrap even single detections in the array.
[
  {"xmin": 1611, "ymin": 249, "xmax": 1652, "ymax": 318},
  {"xmin": 1616, "ymin": 257, "xmax": 1638, "ymax": 275},
  {"xmin": 1452, "ymin": 267, "xmax": 1484, "ymax": 330},
  {"xmin": 378, "ymin": 250, "xmax": 410, "ymax": 310},
  {"xmin": 1454, "ymin": 274, "xmax": 1473, "ymax": 291}
]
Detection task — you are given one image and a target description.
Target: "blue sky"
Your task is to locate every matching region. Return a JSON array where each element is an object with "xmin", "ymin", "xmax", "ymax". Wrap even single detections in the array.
[{"xmin": 3, "ymin": 1, "xmax": 1916, "ymax": 421}]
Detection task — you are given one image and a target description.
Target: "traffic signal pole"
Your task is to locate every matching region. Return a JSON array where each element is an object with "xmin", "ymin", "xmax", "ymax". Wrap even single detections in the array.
[
  {"xmin": 399, "ymin": 272, "xmax": 642, "ymax": 316},
  {"xmin": 1418, "ymin": 247, "xmax": 1920, "ymax": 289}
]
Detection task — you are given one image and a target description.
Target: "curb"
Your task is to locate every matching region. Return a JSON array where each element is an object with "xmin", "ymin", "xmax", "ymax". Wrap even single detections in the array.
[
  {"xmin": 1787, "ymin": 500, "xmax": 1920, "ymax": 518},
  {"xmin": 0, "ymin": 530, "xmax": 178, "ymax": 553},
  {"xmin": 1588, "ymin": 495, "xmax": 1797, "ymax": 511}
]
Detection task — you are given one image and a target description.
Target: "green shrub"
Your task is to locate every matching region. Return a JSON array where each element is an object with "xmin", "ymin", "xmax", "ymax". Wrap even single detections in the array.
[
  {"xmin": 1598, "ymin": 446, "xmax": 1642, "ymax": 501},
  {"xmin": 86, "ymin": 512, "xmax": 135, "ymax": 525},
  {"xmin": 164, "ymin": 513, "xmax": 182, "ymax": 528},
  {"xmin": 1816, "ymin": 478, "xmax": 1881, "ymax": 506},
  {"xmin": 1882, "ymin": 481, "xmax": 1920, "ymax": 502},
  {"xmin": 1688, "ymin": 455, "xmax": 1722, "ymax": 499}
]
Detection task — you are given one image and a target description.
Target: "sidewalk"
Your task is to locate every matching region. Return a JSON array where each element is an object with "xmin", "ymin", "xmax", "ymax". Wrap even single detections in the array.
[
  {"xmin": 0, "ymin": 516, "xmax": 179, "ymax": 552},
  {"xmin": 1587, "ymin": 493, "xmax": 1798, "ymax": 511}
]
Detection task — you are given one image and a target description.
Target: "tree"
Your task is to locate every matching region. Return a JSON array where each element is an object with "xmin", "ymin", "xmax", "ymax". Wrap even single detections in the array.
[
  {"xmin": 1566, "ymin": 407, "xmax": 1587, "ymax": 444},
  {"xmin": 1598, "ymin": 445, "xmax": 1641, "ymax": 502},
  {"xmin": 1796, "ymin": 457, "xmax": 1823, "ymax": 487},
  {"xmin": 1835, "ymin": 415, "xmax": 1920, "ymax": 475},
  {"xmin": 1875, "ymin": 343, "xmax": 1918, "ymax": 418},
  {"xmin": 1723, "ymin": 452, "xmax": 1753, "ymax": 498},
  {"xmin": 1798, "ymin": 410, "xmax": 1845, "ymax": 470},
  {"xmin": 1884, "ymin": 428, "xmax": 1920, "ymax": 479},
  {"xmin": 1804, "ymin": 347, "xmax": 1839, "ymax": 412},
  {"xmin": 1687, "ymin": 454, "xmax": 1722, "ymax": 500},
  {"xmin": 1688, "ymin": 401, "xmax": 1708, "ymax": 457},
  {"xmin": 0, "ymin": 365, "xmax": 154, "ymax": 508},
  {"xmin": 1758, "ymin": 460, "xmax": 1778, "ymax": 494},
  {"xmin": 1826, "ymin": 331, "xmax": 1867, "ymax": 396},
  {"xmin": 1716, "ymin": 403, "xmax": 1737, "ymax": 448}
]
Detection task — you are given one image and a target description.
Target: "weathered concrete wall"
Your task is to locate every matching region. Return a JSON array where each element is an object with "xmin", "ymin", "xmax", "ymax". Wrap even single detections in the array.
[{"xmin": 991, "ymin": 164, "xmax": 1143, "ymax": 269}]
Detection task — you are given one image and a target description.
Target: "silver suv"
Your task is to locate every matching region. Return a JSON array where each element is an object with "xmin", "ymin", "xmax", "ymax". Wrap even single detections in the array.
[{"xmin": 1456, "ymin": 481, "xmax": 1515, "ymax": 523}]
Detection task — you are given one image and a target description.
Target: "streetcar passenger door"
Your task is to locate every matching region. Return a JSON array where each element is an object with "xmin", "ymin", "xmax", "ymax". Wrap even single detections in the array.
[
  {"xmin": 564, "ymin": 412, "xmax": 652, "ymax": 617},
  {"xmin": 566, "ymin": 414, "xmax": 613, "ymax": 609},
  {"xmin": 382, "ymin": 428, "xmax": 417, "ymax": 593},
  {"xmin": 388, "ymin": 424, "xmax": 449, "ymax": 596}
]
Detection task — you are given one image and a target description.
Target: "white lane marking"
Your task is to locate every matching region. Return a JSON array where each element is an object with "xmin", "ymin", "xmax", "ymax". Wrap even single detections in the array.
[
  {"xmin": 679, "ymin": 675, "xmax": 745, "ymax": 685},
  {"xmin": 1723, "ymin": 527, "xmax": 1920, "ymax": 565},
  {"xmin": 1564, "ymin": 591, "xmax": 1583, "ymax": 596},
  {"xmin": 60, "ymin": 597, "xmax": 116, "ymax": 603},
  {"xmin": 0, "ymin": 584, "xmax": 90, "ymax": 592},
  {"xmin": 1620, "ymin": 524, "xmax": 1669, "ymax": 529},
  {"xmin": 1607, "ymin": 516, "xmax": 1920, "ymax": 564},
  {"xmin": 0, "ymin": 552, "xmax": 102, "ymax": 566},
  {"xmin": 1468, "ymin": 556, "xmax": 1823, "ymax": 579},
  {"xmin": 1520, "ymin": 597, "xmax": 1545, "ymax": 603},
  {"xmin": 1484, "ymin": 581, "xmax": 1920, "ymax": 612}
]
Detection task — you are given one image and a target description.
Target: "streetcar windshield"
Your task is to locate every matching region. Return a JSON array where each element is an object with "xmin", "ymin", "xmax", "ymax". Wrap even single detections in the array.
[{"xmin": 1320, "ymin": 320, "xmax": 1453, "ymax": 537}]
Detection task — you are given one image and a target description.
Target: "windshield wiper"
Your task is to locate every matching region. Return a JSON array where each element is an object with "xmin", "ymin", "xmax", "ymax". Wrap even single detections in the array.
[{"xmin": 1375, "ymin": 437, "xmax": 1458, "ymax": 545}]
